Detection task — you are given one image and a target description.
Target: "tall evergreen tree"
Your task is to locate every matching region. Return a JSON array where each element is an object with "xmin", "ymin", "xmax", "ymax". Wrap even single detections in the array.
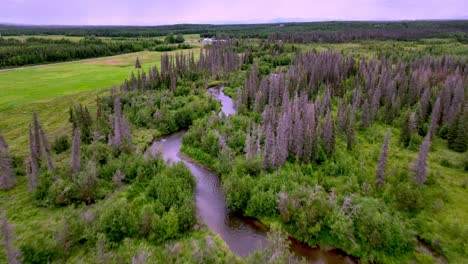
[
  {"xmin": 447, "ymin": 105, "xmax": 467, "ymax": 153},
  {"xmin": 400, "ymin": 112, "xmax": 416, "ymax": 147},
  {"xmin": 429, "ymin": 97, "xmax": 441, "ymax": 137},
  {"xmin": 413, "ymin": 134, "xmax": 431, "ymax": 186},
  {"xmin": 1, "ymin": 212, "xmax": 21, "ymax": 264},
  {"xmin": 346, "ymin": 111, "xmax": 356, "ymax": 151},
  {"xmin": 27, "ymin": 125, "xmax": 39, "ymax": 191},
  {"xmin": 70, "ymin": 128, "xmax": 81, "ymax": 174},
  {"xmin": 69, "ymin": 104, "xmax": 93, "ymax": 143},
  {"xmin": 135, "ymin": 56, "xmax": 142, "ymax": 69},
  {"xmin": 0, "ymin": 135, "xmax": 15, "ymax": 190},
  {"xmin": 323, "ymin": 110, "xmax": 335, "ymax": 157},
  {"xmin": 361, "ymin": 99, "xmax": 371, "ymax": 128},
  {"xmin": 376, "ymin": 130, "xmax": 391, "ymax": 186}
]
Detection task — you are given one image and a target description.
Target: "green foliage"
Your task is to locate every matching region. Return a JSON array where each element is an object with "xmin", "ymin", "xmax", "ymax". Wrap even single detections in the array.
[
  {"xmin": 146, "ymin": 163, "xmax": 195, "ymax": 210},
  {"xmin": 52, "ymin": 135, "xmax": 70, "ymax": 154},
  {"xmin": 20, "ymin": 240, "xmax": 57, "ymax": 264},
  {"xmin": 99, "ymin": 200, "xmax": 137, "ymax": 243},
  {"xmin": 223, "ymin": 174, "xmax": 253, "ymax": 214},
  {"xmin": 353, "ymin": 198, "xmax": 415, "ymax": 259}
]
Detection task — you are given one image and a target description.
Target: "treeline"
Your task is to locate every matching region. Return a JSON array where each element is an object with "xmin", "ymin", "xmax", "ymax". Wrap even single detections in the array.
[
  {"xmin": 0, "ymin": 36, "xmax": 190, "ymax": 68},
  {"xmin": 269, "ymin": 28, "xmax": 468, "ymax": 43},
  {"xmin": 1, "ymin": 20, "xmax": 466, "ymax": 38}
]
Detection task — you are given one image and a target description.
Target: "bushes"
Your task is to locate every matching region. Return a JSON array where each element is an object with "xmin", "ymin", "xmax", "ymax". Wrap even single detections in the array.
[
  {"xmin": 52, "ymin": 135, "xmax": 70, "ymax": 154},
  {"xmin": 223, "ymin": 174, "xmax": 253, "ymax": 214},
  {"xmin": 99, "ymin": 200, "xmax": 137, "ymax": 243},
  {"xmin": 146, "ymin": 163, "xmax": 195, "ymax": 210},
  {"xmin": 352, "ymin": 198, "xmax": 415, "ymax": 259}
]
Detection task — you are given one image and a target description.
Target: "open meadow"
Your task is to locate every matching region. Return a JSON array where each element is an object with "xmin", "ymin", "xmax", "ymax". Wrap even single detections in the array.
[{"xmin": 0, "ymin": 48, "xmax": 200, "ymax": 154}]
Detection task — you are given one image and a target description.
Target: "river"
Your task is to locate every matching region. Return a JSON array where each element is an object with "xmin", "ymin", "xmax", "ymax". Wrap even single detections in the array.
[{"xmin": 150, "ymin": 87, "xmax": 356, "ymax": 263}]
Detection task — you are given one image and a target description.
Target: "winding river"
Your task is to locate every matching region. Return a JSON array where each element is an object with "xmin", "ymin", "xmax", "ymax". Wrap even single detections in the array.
[{"xmin": 150, "ymin": 87, "xmax": 356, "ymax": 263}]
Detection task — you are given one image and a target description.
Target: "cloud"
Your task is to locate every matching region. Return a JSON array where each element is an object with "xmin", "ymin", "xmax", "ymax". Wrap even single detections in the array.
[{"xmin": 0, "ymin": 0, "xmax": 466, "ymax": 25}]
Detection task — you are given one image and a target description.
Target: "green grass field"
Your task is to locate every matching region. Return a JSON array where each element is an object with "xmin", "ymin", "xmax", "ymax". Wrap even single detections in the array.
[
  {"xmin": 0, "ymin": 49, "xmax": 199, "ymax": 110},
  {"xmin": 0, "ymin": 48, "xmax": 200, "ymax": 154}
]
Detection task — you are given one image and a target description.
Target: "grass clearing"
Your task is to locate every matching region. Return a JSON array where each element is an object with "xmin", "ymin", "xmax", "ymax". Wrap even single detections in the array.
[
  {"xmin": 0, "ymin": 48, "xmax": 200, "ymax": 155},
  {"xmin": 0, "ymin": 49, "xmax": 200, "ymax": 110}
]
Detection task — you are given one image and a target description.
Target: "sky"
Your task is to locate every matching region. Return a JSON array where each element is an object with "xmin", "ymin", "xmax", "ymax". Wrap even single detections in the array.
[{"xmin": 1, "ymin": 0, "xmax": 467, "ymax": 25}]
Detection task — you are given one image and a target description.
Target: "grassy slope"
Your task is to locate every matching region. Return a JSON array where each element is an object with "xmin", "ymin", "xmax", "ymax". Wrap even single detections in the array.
[{"xmin": 0, "ymin": 48, "xmax": 200, "ymax": 155}]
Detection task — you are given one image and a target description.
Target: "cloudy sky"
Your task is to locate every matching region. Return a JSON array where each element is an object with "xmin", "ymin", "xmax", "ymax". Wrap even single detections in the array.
[{"xmin": 1, "ymin": 0, "xmax": 467, "ymax": 25}]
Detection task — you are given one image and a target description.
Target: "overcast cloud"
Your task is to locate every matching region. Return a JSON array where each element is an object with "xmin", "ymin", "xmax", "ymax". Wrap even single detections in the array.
[{"xmin": 1, "ymin": 0, "xmax": 467, "ymax": 25}]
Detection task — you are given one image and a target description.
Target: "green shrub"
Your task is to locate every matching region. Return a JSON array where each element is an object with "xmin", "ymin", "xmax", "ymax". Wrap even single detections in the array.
[
  {"xmin": 353, "ymin": 198, "xmax": 415, "ymax": 258},
  {"xmin": 99, "ymin": 200, "xmax": 137, "ymax": 243},
  {"xmin": 21, "ymin": 239, "xmax": 58, "ymax": 264},
  {"xmin": 52, "ymin": 135, "xmax": 70, "ymax": 154},
  {"xmin": 223, "ymin": 174, "xmax": 253, "ymax": 214},
  {"xmin": 146, "ymin": 163, "xmax": 194, "ymax": 210}
]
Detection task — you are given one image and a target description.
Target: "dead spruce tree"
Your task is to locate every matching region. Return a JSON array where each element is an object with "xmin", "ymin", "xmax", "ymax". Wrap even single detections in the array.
[
  {"xmin": 70, "ymin": 128, "xmax": 81, "ymax": 174},
  {"xmin": 322, "ymin": 110, "xmax": 335, "ymax": 157},
  {"xmin": 376, "ymin": 130, "xmax": 391, "ymax": 187},
  {"xmin": 27, "ymin": 113, "xmax": 55, "ymax": 191},
  {"xmin": 109, "ymin": 96, "xmax": 132, "ymax": 149},
  {"xmin": 413, "ymin": 134, "xmax": 431, "ymax": 186},
  {"xmin": 0, "ymin": 135, "xmax": 15, "ymax": 190},
  {"xmin": 1, "ymin": 212, "xmax": 21, "ymax": 264}
]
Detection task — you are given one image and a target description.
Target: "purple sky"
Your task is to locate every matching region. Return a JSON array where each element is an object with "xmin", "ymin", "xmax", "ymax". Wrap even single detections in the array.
[{"xmin": 2, "ymin": 0, "xmax": 467, "ymax": 25}]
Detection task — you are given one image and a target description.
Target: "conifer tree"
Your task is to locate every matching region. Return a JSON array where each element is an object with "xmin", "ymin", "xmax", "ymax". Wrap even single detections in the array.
[
  {"xmin": 323, "ymin": 110, "xmax": 335, "ymax": 156},
  {"xmin": 135, "ymin": 56, "xmax": 142, "ymax": 69},
  {"xmin": 69, "ymin": 104, "xmax": 93, "ymax": 143},
  {"xmin": 447, "ymin": 105, "xmax": 467, "ymax": 152},
  {"xmin": 70, "ymin": 128, "xmax": 81, "ymax": 174},
  {"xmin": 429, "ymin": 97, "xmax": 441, "ymax": 137},
  {"xmin": 413, "ymin": 134, "xmax": 431, "ymax": 186},
  {"xmin": 401, "ymin": 112, "xmax": 416, "ymax": 147},
  {"xmin": 109, "ymin": 96, "xmax": 131, "ymax": 149},
  {"xmin": 346, "ymin": 111, "xmax": 356, "ymax": 151},
  {"xmin": 0, "ymin": 135, "xmax": 15, "ymax": 190},
  {"xmin": 376, "ymin": 130, "xmax": 391, "ymax": 186},
  {"xmin": 361, "ymin": 99, "xmax": 371, "ymax": 128},
  {"xmin": 1, "ymin": 212, "xmax": 21, "ymax": 264},
  {"xmin": 27, "ymin": 126, "xmax": 39, "ymax": 191}
]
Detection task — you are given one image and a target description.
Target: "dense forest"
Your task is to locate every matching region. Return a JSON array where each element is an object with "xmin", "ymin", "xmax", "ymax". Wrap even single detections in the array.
[
  {"xmin": 1, "ymin": 25, "xmax": 467, "ymax": 263},
  {"xmin": 1, "ymin": 21, "xmax": 467, "ymax": 38},
  {"xmin": 0, "ymin": 35, "xmax": 189, "ymax": 68}
]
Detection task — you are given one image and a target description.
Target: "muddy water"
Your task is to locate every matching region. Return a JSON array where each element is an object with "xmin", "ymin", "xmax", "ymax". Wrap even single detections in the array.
[{"xmin": 150, "ymin": 87, "xmax": 355, "ymax": 263}]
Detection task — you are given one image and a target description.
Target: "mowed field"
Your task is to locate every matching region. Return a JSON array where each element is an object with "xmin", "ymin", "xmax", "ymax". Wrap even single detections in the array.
[{"xmin": 0, "ymin": 48, "xmax": 200, "ymax": 154}]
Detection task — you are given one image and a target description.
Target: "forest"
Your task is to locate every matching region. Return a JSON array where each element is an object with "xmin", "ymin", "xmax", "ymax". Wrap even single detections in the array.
[
  {"xmin": 0, "ymin": 35, "xmax": 189, "ymax": 68},
  {"xmin": 1, "ymin": 21, "xmax": 467, "ymax": 38},
  {"xmin": 0, "ymin": 21, "xmax": 467, "ymax": 264}
]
